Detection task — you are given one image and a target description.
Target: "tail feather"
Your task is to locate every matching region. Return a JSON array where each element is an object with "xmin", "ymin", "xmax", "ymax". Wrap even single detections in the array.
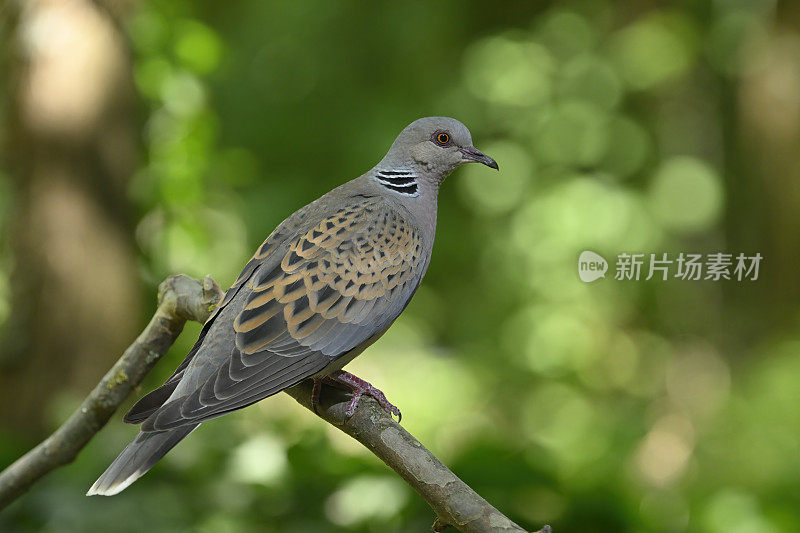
[
  {"xmin": 87, "ymin": 424, "xmax": 199, "ymax": 496},
  {"xmin": 123, "ymin": 377, "xmax": 182, "ymax": 424}
]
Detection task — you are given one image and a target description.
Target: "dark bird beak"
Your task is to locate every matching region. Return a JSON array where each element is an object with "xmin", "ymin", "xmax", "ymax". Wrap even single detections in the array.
[{"xmin": 459, "ymin": 146, "xmax": 499, "ymax": 170}]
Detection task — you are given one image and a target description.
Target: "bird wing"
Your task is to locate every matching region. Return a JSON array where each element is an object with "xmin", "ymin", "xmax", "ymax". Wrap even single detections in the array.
[
  {"xmin": 139, "ymin": 195, "xmax": 426, "ymax": 431},
  {"xmin": 124, "ymin": 202, "xmax": 317, "ymax": 424}
]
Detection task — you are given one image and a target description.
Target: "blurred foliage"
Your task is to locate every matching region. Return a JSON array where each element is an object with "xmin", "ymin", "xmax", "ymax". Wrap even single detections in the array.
[{"xmin": 2, "ymin": 0, "xmax": 800, "ymax": 532}]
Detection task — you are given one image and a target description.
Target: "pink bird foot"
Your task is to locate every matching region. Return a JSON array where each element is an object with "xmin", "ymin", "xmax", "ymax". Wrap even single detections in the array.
[{"xmin": 312, "ymin": 370, "xmax": 401, "ymax": 422}]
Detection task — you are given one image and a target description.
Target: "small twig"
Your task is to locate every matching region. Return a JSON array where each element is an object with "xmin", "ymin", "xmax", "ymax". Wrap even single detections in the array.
[
  {"xmin": 0, "ymin": 275, "xmax": 549, "ymax": 533},
  {"xmin": 0, "ymin": 275, "xmax": 223, "ymax": 510}
]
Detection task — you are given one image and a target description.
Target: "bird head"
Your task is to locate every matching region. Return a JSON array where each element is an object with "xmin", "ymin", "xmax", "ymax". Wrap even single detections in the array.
[{"xmin": 382, "ymin": 117, "xmax": 498, "ymax": 180}]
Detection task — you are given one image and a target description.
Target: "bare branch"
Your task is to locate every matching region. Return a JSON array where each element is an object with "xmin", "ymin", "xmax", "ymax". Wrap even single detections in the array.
[
  {"xmin": 0, "ymin": 275, "xmax": 549, "ymax": 533},
  {"xmin": 286, "ymin": 382, "xmax": 543, "ymax": 533},
  {"xmin": 0, "ymin": 275, "xmax": 223, "ymax": 509}
]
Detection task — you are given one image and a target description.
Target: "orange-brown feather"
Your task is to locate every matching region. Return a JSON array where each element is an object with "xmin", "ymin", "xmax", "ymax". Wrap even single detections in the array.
[{"xmin": 234, "ymin": 198, "xmax": 423, "ymax": 357}]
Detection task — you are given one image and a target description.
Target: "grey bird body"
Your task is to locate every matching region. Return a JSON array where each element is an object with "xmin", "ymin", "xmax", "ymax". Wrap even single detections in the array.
[{"xmin": 88, "ymin": 117, "xmax": 497, "ymax": 496}]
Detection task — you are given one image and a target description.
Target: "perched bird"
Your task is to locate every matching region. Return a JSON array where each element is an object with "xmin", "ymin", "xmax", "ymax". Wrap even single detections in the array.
[{"xmin": 88, "ymin": 116, "xmax": 498, "ymax": 496}]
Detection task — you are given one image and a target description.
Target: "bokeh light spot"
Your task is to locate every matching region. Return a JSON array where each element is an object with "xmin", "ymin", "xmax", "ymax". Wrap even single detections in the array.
[
  {"xmin": 533, "ymin": 101, "xmax": 609, "ymax": 166},
  {"xmin": 536, "ymin": 10, "xmax": 596, "ymax": 60},
  {"xmin": 227, "ymin": 432, "xmax": 288, "ymax": 486},
  {"xmin": 522, "ymin": 305, "xmax": 597, "ymax": 376},
  {"xmin": 666, "ymin": 345, "xmax": 730, "ymax": 419},
  {"xmin": 558, "ymin": 55, "xmax": 622, "ymax": 110},
  {"xmin": 160, "ymin": 71, "xmax": 206, "ymax": 116},
  {"xmin": 512, "ymin": 176, "xmax": 660, "ymax": 259},
  {"xmin": 703, "ymin": 490, "xmax": 779, "ymax": 533},
  {"xmin": 325, "ymin": 476, "xmax": 408, "ymax": 526},
  {"xmin": 611, "ymin": 12, "xmax": 698, "ymax": 89},
  {"xmin": 458, "ymin": 140, "xmax": 533, "ymax": 215},
  {"xmin": 634, "ymin": 414, "xmax": 694, "ymax": 487},
  {"xmin": 134, "ymin": 57, "xmax": 172, "ymax": 100},
  {"xmin": 463, "ymin": 36, "xmax": 554, "ymax": 107},
  {"xmin": 523, "ymin": 383, "xmax": 610, "ymax": 469},
  {"xmin": 649, "ymin": 156, "xmax": 724, "ymax": 234},
  {"xmin": 174, "ymin": 20, "xmax": 222, "ymax": 74}
]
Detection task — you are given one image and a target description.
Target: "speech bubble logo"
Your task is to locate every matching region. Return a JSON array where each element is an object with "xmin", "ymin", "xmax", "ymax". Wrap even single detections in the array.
[{"xmin": 578, "ymin": 250, "xmax": 608, "ymax": 282}]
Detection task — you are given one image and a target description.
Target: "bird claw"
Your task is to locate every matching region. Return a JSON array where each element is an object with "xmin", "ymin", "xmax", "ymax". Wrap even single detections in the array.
[
  {"xmin": 318, "ymin": 370, "xmax": 402, "ymax": 422},
  {"xmin": 311, "ymin": 378, "xmax": 323, "ymax": 414}
]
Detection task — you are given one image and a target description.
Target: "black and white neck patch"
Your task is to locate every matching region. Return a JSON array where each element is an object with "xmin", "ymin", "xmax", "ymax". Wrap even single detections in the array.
[{"xmin": 374, "ymin": 170, "xmax": 419, "ymax": 196}]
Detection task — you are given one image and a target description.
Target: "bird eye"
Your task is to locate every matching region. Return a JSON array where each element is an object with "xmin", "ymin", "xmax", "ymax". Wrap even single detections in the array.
[{"xmin": 435, "ymin": 132, "xmax": 450, "ymax": 146}]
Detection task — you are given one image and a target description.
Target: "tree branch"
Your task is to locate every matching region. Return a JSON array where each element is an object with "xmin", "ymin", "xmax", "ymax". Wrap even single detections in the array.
[
  {"xmin": 0, "ymin": 275, "xmax": 223, "ymax": 509},
  {"xmin": 285, "ymin": 383, "xmax": 543, "ymax": 532},
  {"xmin": 0, "ymin": 275, "xmax": 549, "ymax": 533}
]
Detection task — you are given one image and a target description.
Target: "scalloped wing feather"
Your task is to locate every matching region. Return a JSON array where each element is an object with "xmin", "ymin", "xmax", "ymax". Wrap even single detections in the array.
[{"xmin": 141, "ymin": 196, "xmax": 426, "ymax": 431}]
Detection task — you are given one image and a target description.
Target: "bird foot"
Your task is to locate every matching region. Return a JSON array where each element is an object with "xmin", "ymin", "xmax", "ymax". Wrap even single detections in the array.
[{"xmin": 311, "ymin": 370, "xmax": 401, "ymax": 422}]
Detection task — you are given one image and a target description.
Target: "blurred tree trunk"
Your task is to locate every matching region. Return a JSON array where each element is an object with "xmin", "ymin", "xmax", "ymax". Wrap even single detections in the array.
[
  {"xmin": 0, "ymin": 0, "xmax": 142, "ymax": 434},
  {"xmin": 736, "ymin": 19, "xmax": 800, "ymax": 332}
]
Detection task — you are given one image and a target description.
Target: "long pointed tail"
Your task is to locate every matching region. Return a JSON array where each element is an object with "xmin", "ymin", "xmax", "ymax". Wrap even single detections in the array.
[{"xmin": 87, "ymin": 424, "xmax": 199, "ymax": 496}]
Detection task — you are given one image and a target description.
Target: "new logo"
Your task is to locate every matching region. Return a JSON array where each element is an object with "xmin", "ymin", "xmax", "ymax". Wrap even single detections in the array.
[{"xmin": 578, "ymin": 251, "xmax": 608, "ymax": 282}]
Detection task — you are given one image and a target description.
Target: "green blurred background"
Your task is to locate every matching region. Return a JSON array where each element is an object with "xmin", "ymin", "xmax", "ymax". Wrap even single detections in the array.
[{"xmin": 2, "ymin": 0, "xmax": 800, "ymax": 531}]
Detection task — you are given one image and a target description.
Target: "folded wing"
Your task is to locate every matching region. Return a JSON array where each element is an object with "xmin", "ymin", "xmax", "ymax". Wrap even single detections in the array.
[{"xmin": 139, "ymin": 196, "xmax": 425, "ymax": 431}]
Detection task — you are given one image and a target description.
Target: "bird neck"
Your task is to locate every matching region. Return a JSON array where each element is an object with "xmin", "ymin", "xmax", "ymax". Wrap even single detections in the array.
[
  {"xmin": 372, "ymin": 168, "xmax": 421, "ymax": 197},
  {"xmin": 364, "ymin": 165, "xmax": 439, "ymax": 245}
]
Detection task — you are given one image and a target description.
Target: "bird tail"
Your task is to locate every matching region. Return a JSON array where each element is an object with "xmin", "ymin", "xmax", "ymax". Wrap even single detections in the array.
[{"xmin": 86, "ymin": 424, "xmax": 199, "ymax": 496}]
